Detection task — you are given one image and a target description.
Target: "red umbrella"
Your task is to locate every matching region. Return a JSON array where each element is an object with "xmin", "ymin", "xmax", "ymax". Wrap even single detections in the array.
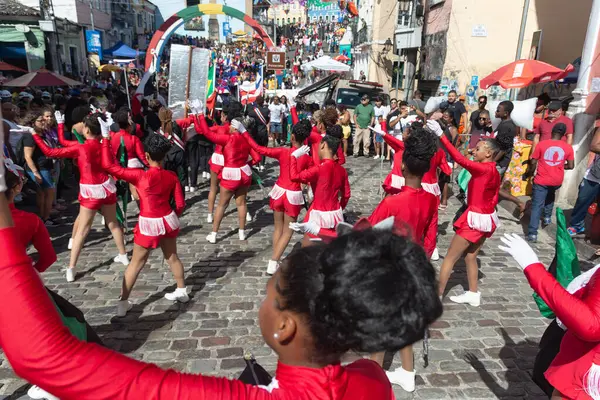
[
  {"xmin": 480, "ymin": 60, "xmax": 574, "ymax": 89},
  {"xmin": 0, "ymin": 61, "xmax": 26, "ymax": 72},
  {"xmin": 3, "ymin": 68, "xmax": 82, "ymax": 87},
  {"xmin": 334, "ymin": 54, "xmax": 350, "ymax": 62}
]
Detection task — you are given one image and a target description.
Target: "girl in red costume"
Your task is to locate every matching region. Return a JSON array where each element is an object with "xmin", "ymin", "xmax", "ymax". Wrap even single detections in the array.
[
  {"xmin": 0, "ymin": 146, "xmax": 443, "ymax": 399},
  {"xmin": 290, "ymin": 125, "xmax": 351, "ymax": 246},
  {"xmin": 32, "ymin": 112, "xmax": 128, "ymax": 283},
  {"xmin": 427, "ymin": 119, "xmax": 501, "ymax": 307},
  {"xmin": 500, "ymin": 233, "xmax": 600, "ymax": 400},
  {"xmin": 195, "ymin": 100, "xmax": 260, "ymax": 243},
  {"xmin": 242, "ymin": 119, "xmax": 313, "ymax": 275},
  {"xmin": 101, "ymin": 127, "xmax": 187, "ymax": 317},
  {"xmin": 291, "ymin": 126, "xmax": 440, "ymax": 393},
  {"xmin": 110, "ymin": 109, "xmax": 149, "ymax": 202},
  {"xmin": 378, "ymin": 123, "xmax": 407, "ymax": 195}
]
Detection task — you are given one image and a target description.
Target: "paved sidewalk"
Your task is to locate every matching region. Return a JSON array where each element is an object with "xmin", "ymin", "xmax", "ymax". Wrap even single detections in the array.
[{"xmin": 1, "ymin": 156, "xmax": 563, "ymax": 399}]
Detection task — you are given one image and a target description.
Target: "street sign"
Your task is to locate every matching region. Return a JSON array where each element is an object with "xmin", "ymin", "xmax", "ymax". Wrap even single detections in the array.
[
  {"xmin": 471, "ymin": 75, "xmax": 479, "ymax": 88},
  {"xmin": 471, "ymin": 25, "xmax": 487, "ymax": 37},
  {"xmin": 266, "ymin": 51, "xmax": 286, "ymax": 70}
]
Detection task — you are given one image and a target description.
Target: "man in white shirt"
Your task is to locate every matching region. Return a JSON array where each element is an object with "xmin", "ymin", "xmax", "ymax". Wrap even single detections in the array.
[{"xmin": 268, "ymin": 96, "xmax": 286, "ymax": 145}]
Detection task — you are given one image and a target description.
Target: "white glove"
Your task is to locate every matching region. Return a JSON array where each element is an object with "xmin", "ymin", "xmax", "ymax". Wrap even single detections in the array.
[
  {"xmin": 368, "ymin": 125, "xmax": 386, "ymax": 136},
  {"xmin": 231, "ymin": 119, "xmax": 246, "ymax": 133},
  {"xmin": 289, "ymin": 221, "xmax": 320, "ymax": 236},
  {"xmin": 190, "ymin": 99, "xmax": 204, "ymax": 115},
  {"xmin": 498, "ymin": 233, "xmax": 539, "ymax": 271},
  {"xmin": 426, "ymin": 120, "xmax": 444, "ymax": 137},
  {"xmin": 89, "ymin": 104, "xmax": 98, "ymax": 113},
  {"xmin": 292, "ymin": 145, "xmax": 310, "ymax": 158},
  {"xmin": 54, "ymin": 111, "xmax": 65, "ymax": 124},
  {"xmin": 99, "ymin": 115, "xmax": 113, "ymax": 138}
]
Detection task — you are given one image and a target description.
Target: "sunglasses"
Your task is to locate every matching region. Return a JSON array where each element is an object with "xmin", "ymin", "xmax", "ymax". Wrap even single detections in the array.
[{"xmin": 478, "ymin": 117, "xmax": 488, "ymax": 121}]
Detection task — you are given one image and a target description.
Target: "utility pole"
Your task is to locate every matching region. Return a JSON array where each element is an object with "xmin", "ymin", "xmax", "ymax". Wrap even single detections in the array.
[
  {"xmin": 89, "ymin": 0, "xmax": 95, "ymax": 31},
  {"xmin": 511, "ymin": 0, "xmax": 530, "ymax": 100},
  {"xmin": 39, "ymin": 0, "xmax": 62, "ymax": 73}
]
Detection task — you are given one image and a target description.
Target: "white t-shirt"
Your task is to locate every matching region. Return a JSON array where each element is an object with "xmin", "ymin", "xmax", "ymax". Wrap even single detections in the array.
[
  {"xmin": 374, "ymin": 105, "xmax": 390, "ymax": 119},
  {"xmin": 269, "ymin": 104, "xmax": 286, "ymax": 122}
]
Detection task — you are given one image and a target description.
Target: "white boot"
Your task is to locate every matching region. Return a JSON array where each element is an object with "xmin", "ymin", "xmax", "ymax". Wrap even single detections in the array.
[
  {"xmin": 164, "ymin": 287, "xmax": 190, "ymax": 303},
  {"xmin": 68, "ymin": 237, "xmax": 73, "ymax": 250},
  {"xmin": 267, "ymin": 260, "xmax": 279, "ymax": 275},
  {"xmin": 239, "ymin": 229, "xmax": 246, "ymax": 241},
  {"xmin": 114, "ymin": 253, "xmax": 130, "ymax": 266},
  {"xmin": 207, "ymin": 213, "xmax": 213, "ymax": 223},
  {"xmin": 66, "ymin": 267, "xmax": 76, "ymax": 283},
  {"xmin": 189, "ymin": 186, "xmax": 196, "ymax": 193},
  {"xmin": 184, "ymin": 186, "xmax": 190, "ymax": 192},
  {"xmin": 386, "ymin": 367, "xmax": 416, "ymax": 392},
  {"xmin": 206, "ymin": 232, "xmax": 217, "ymax": 244},
  {"xmin": 449, "ymin": 291, "xmax": 481, "ymax": 307},
  {"xmin": 116, "ymin": 300, "xmax": 133, "ymax": 317},
  {"xmin": 430, "ymin": 247, "xmax": 440, "ymax": 261},
  {"xmin": 27, "ymin": 385, "xmax": 59, "ymax": 400},
  {"xmin": 246, "ymin": 212, "xmax": 252, "ymax": 222}
]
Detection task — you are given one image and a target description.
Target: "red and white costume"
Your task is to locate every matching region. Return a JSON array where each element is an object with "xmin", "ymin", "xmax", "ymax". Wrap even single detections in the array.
[
  {"xmin": 0, "ymin": 229, "xmax": 395, "ymax": 399},
  {"xmin": 242, "ymin": 132, "xmax": 313, "ymax": 218},
  {"xmin": 34, "ymin": 123, "xmax": 117, "ymax": 210},
  {"xmin": 291, "ymin": 157, "xmax": 350, "ymax": 236},
  {"xmin": 422, "ymin": 149, "xmax": 452, "ymax": 197},
  {"xmin": 524, "ymin": 262, "xmax": 600, "ymax": 399},
  {"xmin": 193, "ymin": 114, "xmax": 229, "ymax": 175},
  {"xmin": 312, "ymin": 186, "xmax": 438, "ymax": 258},
  {"xmin": 381, "ymin": 134, "xmax": 405, "ymax": 195},
  {"xmin": 307, "ymin": 126, "xmax": 346, "ymax": 167},
  {"xmin": 441, "ymin": 135, "xmax": 500, "ymax": 243},
  {"xmin": 110, "ymin": 129, "xmax": 149, "ymax": 169},
  {"xmin": 9, "ymin": 203, "xmax": 56, "ymax": 273},
  {"xmin": 197, "ymin": 116, "xmax": 260, "ymax": 192},
  {"xmin": 101, "ymin": 139, "xmax": 185, "ymax": 249}
]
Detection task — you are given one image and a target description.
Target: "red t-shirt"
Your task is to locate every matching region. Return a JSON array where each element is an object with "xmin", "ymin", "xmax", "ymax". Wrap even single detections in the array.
[
  {"xmin": 535, "ymin": 115, "xmax": 574, "ymax": 142},
  {"xmin": 531, "ymin": 140, "xmax": 574, "ymax": 186}
]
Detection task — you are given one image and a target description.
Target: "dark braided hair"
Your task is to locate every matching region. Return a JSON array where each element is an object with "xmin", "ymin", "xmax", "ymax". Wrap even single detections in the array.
[
  {"xmin": 292, "ymin": 119, "xmax": 312, "ymax": 144},
  {"xmin": 322, "ymin": 124, "xmax": 342, "ymax": 154},
  {"xmin": 277, "ymin": 229, "xmax": 442, "ymax": 365},
  {"xmin": 83, "ymin": 111, "xmax": 105, "ymax": 137},
  {"xmin": 144, "ymin": 133, "xmax": 172, "ymax": 162},
  {"xmin": 402, "ymin": 127, "xmax": 437, "ymax": 176}
]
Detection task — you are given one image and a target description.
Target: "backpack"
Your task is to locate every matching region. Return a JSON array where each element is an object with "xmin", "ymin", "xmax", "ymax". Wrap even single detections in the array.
[{"xmin": 13, "ymin": 136, "xmax": 26, "ymax": 167}]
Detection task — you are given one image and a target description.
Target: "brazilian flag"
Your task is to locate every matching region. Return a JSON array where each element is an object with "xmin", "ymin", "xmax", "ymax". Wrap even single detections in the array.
[
  {"xmin": 115, "ymin": 136, "xmax": 129, "ymax": 228},
  {"xmin": 533, "ymin": 208, "xmax": 581, "ymax": 318}
]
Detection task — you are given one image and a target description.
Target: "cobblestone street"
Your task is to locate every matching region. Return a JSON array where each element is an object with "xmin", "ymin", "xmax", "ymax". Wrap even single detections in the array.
[{"xmin": 1, "ymin": 156, "xmax": 566, "ymax": 399}]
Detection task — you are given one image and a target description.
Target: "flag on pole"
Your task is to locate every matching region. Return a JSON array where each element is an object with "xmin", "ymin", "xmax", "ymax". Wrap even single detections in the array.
[
  {"xmin": 114, "ymin": 136, "xmax": 128, "ymax": 228},
  {"xmin": 240, "ymin": 65, "xmax": 263, "ymax": 105},
  {"xmin": 206, "ymin": 57, "xmax": 217, "ymax": 117},
  {"xmin": 533, "ymin": 208, "xmax": 581, "ymax": 318}
]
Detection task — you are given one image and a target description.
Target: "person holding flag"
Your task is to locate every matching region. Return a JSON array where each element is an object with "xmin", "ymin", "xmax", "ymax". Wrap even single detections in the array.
[{"xmin": 101, "ymin": 120, "xmax": 187, "ymax": 317}]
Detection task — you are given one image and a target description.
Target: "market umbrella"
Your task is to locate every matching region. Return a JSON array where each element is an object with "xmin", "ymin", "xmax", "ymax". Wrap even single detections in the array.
[
  {"xmin": 334, "ymin": 54, "xmax": 350, "ymax": 62},
  {"xmin": 3, "ymin": 68, "xmax": 82, "ymax": 87},
  {"xmin": 0, "ymin": 61, "xmax": 26, "ymax": 72},
  {"xmin": 301, "ymin": 56, "xmax": 350, "ymax": 72},
  {"xmin": 480, "ymin": 60, "xmax": 574, "ymax": 89}
]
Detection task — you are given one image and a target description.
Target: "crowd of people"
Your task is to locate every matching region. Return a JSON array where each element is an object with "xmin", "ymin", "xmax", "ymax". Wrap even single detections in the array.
[{"xmin": 1, "ymin": 26, "xmax": 600, "ymax": 399}]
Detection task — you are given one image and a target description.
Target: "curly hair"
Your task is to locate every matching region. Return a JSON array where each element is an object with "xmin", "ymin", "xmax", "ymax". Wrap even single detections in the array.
[
  {"xmin": 144, "ymin": 133, "xmax": 172, "ymax": 162},
  {"xmin": 83, "ymin": 111, "xmax": 105, "ymax": 137},
  {"xmin": 402, "ymin": 127, "xmax": 437, "ymax": 176},
  {"xmin": 321, "ymin": 108, "xmax": 339, "ymax": 128},
  {"xmin": 482, "ymin": 138, "xmax": 501, "ymax": 159},
  {"xmin": 292, "ymin": 119, "xmax": 312, "ymax": 144},
  {"xmin": 277, "ymin": 229, "xmax": 442, "ymax": 364}
]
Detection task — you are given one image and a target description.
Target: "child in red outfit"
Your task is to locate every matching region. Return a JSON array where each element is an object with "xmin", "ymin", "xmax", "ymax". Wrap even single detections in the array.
[
  {"xmin": 102, "ymin": 131, "xmax": 187, "ymax": 317},
  {"xmin": 428, "ymin": 120, "xmax": 501, "ymax": 307},
  {"xmin": 242, "ymin": 119, "xmax": 313, "ymax": 274},
  {"xmin": 32, "ymin": 112, "xmax": 128, "ymax": 283}
]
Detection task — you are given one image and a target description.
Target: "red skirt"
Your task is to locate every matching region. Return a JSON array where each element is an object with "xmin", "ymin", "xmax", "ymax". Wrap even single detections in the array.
[
  {"xmin": 270, "ymin": 196, "xmax": 302, "ymax": 219},
  {"xmin": 209, "ymin": 163, "xmax": 223, "ymax": 175},
  {"xmin": 219, "ymin": 174, "xmax": 252, "ymax": 192},
  {"xmin": 453, "ymin": 210, "xmax": 496, "ymax": 243},
  {"xmin": 79, "ymin": 192, "xmax": 117, "ymax": 211},
  {"xmin": 133, "ymin": 224, "xmax": 179, "ymax": 249},
  {"xmin": 382, "ymin": 173, "xmax": 403, "ymax": 195}
]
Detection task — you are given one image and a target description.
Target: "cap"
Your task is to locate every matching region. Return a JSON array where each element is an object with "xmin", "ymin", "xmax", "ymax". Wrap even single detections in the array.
[
  {"xmin": 41, "ymin": 91, "xmax": 51, "ymax": 98},
  {"xmin": 0, "ymin": 90, "xmax": 11, "ymax": 99},
  {"xmin": 18, "ymin": 91, "xmax": 33, "ymax": 99},
  {"xmin": 552, "ymin": 122, "xmax": 567, "ymax": 136},
  {"xmin": 548, "ymin": 101, "xmax": 562, "ymax": 111},
  {"xmin": 361, "ymin": 94, "xmax": 369, "ymax": 100}
]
